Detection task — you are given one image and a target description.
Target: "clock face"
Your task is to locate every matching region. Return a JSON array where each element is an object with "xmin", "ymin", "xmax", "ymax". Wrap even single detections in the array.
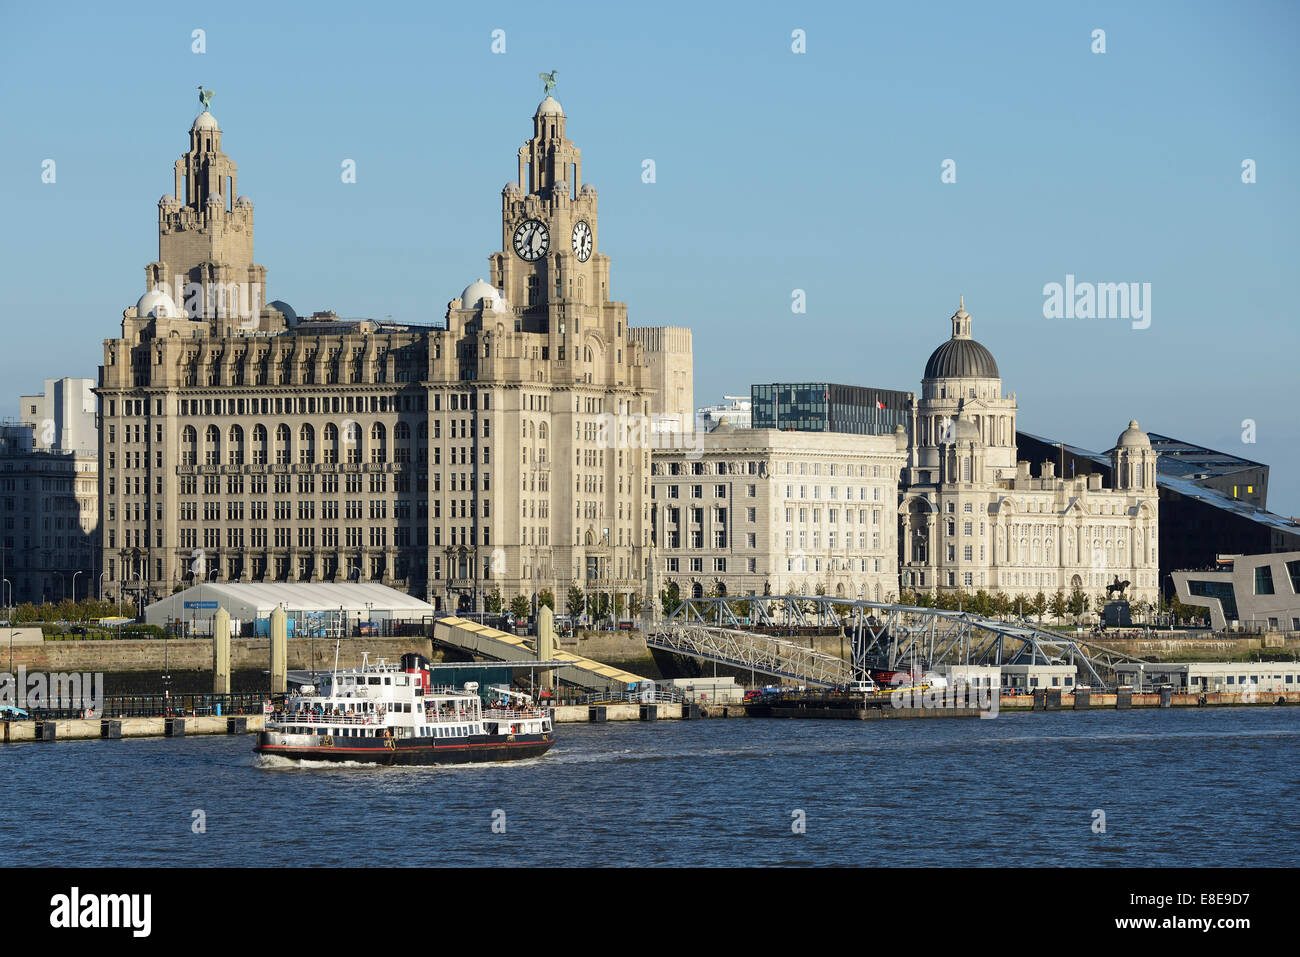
[
  {"xmin": 512, "ymin": 219, "xmax": 549, "ymax": 261},
  {"xmin": 572, "ymin": 220, "xmax": 593, "ymax": 262}
]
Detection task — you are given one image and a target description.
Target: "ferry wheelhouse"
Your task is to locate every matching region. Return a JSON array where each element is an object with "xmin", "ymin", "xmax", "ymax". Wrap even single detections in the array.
[{"xmin": 255, "ymin": 653, "xmax": 554, "ymax": 765}]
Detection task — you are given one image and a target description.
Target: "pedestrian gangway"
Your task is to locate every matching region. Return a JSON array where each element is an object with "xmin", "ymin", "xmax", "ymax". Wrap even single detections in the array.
[
  {"xmin": 657, "ymin": 595, "xmax": 1150, "ymax": 690},
  {"xmin": 432, "ymin": 617, "xmax": 650, "ymax": 694}
]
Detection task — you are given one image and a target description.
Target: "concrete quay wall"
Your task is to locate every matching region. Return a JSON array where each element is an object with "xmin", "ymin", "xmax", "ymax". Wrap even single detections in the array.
[
  {"xmin": 4, "ymin": 715, "xmax": 265, "ymax": 743},
  {"xmin": 7, "ymin": 637, "xmax": 433, "ymax": 675}
]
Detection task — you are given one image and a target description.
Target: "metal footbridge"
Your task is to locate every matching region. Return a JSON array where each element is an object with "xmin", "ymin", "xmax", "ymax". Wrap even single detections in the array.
[
  {"xmin": 432, "ymin": 617, "xmax": 649, "ymax": 693},
  {"xmin": 650, "ymin": 595, "xmax": 1149, "ymax": 690}
]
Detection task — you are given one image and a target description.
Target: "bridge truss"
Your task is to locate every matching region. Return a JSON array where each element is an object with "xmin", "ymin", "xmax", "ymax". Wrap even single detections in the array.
[{"xmin": 653, "ymin": 595, "xmax": 1148, "ymax": 690}]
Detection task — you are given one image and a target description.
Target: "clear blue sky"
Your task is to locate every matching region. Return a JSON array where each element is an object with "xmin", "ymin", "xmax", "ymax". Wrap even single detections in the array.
[{"xmin": 1, "ymin": 0, "xmax": 1297, "ymax": 514}]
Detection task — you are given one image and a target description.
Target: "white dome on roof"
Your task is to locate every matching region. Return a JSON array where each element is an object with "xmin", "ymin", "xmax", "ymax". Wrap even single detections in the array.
[
  {"xmin": 1116, "ymin": 419, "xmax": 1151, "ymax": 449},
  {"xmin": 159, "ymin": 194, "xmax": 180, "ymax": 206},
  {"xmin": 136, "ymin": 287, "xmax": 180, "ymax": 319},
  {"xmin": 535, "ymin": 95, "xmax": 563, "ymax": 116},
  {"xmin": 191, "ymin": 111, "xmax": 219, "ymax": 132},
  {"xmin": 459, "ymin": 279, "xmax": 509, "ymax": 313}
]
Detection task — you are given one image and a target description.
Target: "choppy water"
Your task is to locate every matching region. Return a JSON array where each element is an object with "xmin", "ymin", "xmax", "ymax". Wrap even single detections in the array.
[{"xmin": 4, "ymin": 709, "xmax": 1297, "ymax": 866}]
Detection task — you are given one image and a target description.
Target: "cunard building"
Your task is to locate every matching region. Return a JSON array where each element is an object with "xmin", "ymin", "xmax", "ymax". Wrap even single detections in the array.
[{"xmin": 100, "ymin": 90, "xmax": 675, "ymax": 612}]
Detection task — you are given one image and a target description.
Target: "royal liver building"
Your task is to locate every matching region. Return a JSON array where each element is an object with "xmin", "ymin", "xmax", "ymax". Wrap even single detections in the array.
[
  {"xmin": 99, "ymin": 91, "xmax": 671, "ymax": 612},
  {"xmin": 899, "ymin": 300, "xmax": 1159, "ymax": 605}
]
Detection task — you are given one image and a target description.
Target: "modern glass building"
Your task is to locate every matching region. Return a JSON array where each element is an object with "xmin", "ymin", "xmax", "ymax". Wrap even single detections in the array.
[{"xmin": 750, "ymin": 383, "xmax": 913, "ymax": 438}]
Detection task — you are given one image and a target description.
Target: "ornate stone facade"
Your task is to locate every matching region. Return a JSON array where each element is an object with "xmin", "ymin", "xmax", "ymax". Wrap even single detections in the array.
[
  {"xmin": 99, "ymin": 96, "xmax": 663, "ymax": 612},
  {"xmin": 899, "ymin": 302, "xmax": 1160, "ymax": 605},
  {"xmin": 652, "ymin": 423, "xmax": 906, "ymax": 602}
]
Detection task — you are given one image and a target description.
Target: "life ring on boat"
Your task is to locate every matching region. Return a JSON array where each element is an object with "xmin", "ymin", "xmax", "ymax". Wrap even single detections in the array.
[{"xmin": 383, "ymin": 729, "xmax": 396, "ymax": 750}]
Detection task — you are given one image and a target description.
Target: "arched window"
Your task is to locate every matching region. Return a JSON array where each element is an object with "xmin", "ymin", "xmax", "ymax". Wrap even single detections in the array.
[
  {"xmin": 228, "ymin": 425, "xmax": 244, "ymax": 465},
  {"xmin": 252, "ymin": 424, "xmax": 268, "ymax": 465},
  {"xmin": 323, "ymin": 423, "xmax": 339, "ymax": 464},
  {"xmin": 204, "ymin": 425, "xmax": 221, "ymax": 465},
  {"xmin": 298, "ymin": 424, "xmax": 315, "ymax": 464},
  {"xmin": 345, "ymin": 421, "xmax": 361, "ymax": 463},
  {"xmin": 275, "ymin": 424, "xmax": 291, "ymax": 464},
  {"xmin": 370, "ymin": 423, "xmax": 387, "ymax": 463},
  {"xmin": 181, "ymin": 426, "xmax": 197, "ymax": 466}
]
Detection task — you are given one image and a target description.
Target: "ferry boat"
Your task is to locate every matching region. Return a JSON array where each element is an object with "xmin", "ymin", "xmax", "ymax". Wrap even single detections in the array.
[{"xmin": 255, "ymin": 653, "xmax": 554, "ymax": 765}]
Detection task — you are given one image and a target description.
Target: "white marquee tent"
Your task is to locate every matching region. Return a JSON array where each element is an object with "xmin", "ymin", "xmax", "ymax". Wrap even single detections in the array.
[{"xmin": 145, "ymin": 582, "xmax": 435, "ymax": 634}]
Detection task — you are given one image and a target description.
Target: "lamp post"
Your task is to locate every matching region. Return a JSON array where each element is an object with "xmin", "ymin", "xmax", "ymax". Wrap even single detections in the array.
[{"xmin": 72, "ymin": 571, "xmax": 83, "ymax": 605}]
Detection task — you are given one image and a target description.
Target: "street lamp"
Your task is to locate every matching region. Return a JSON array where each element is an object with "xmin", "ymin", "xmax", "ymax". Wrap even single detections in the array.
[{"xmin": 72, "ymin": 571, "xmax": 83, "ymax": 604}]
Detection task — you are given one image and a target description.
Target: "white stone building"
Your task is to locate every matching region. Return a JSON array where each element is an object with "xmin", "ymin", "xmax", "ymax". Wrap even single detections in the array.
[
  {"xmin": 899, "ymin": 301, "xmax": 1160, "ymax": 605},
  {"xmin": 651, "ymin": 423, "xmax": 906, "ymax": 602}
]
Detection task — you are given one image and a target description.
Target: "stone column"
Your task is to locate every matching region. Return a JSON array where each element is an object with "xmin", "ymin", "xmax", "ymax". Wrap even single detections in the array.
[
  {"xmin": 212, "ymin": 607, "xmax": 231, "ymax": 695},
  {"xmin": 536, "ymin": 602, "xmax": 556, "ymax": 690},
  {"xmin": 269, "ymin": 605, "xmax": 287, "ymax": 694}
]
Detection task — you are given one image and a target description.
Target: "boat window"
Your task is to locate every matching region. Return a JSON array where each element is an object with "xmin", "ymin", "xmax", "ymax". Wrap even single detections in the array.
[{"xmin": 368, "ymin": 677, "xmax": 380, "ymax": 685}]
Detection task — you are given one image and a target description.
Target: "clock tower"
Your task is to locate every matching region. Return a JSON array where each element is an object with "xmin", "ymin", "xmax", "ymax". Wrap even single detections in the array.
[{"xmin": 485, "ymin": 94, "xmax": 623, "ymax": 360}]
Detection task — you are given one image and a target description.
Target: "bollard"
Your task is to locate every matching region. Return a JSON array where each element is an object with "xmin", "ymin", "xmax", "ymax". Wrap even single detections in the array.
[{"xmin": 101, "ymin": 719, "xmax": 122, "ymax": 739}]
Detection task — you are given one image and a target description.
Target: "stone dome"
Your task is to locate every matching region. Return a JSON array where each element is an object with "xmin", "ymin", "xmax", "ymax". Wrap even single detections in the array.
[
  {"xmin": 136, "ymin": 287, "xmax": 180, "ymax": 319},
  {"xmin": 503, "ymin": 181, "xmax": 521, "ymax": 195},
  {"xmin": 159, "ymin": 194, "xmax": 180, "ymax": 207},
  {"xmin": 267, "ymin": 299, "xmax": 298, "ymax": 326},
  {"xmin": 925, "ymin": 338, "xmax": 999, "ymax": 379},
  {"xmin": 191, "ymin": 111, "xmax": 219, "ymax": 132},
  {"xmin": 924, "ymin": 300, "xmax": 999, "ymax": 379},
  {"xmin": 535, "ymin": 95, "xmax": 564, "ymax": 116},
  {"xmin": 460, "ymin": 279, "xmax": 508, "ymax": 313},
  {"xmin": 235, "ymin": 195, "xmax": 252, "ymax": 206},
  {"xmin": 205, "ymin": 193, "xmax": 223, "ymax": 206},
  {"xmin": 1116, "ymin": 419, "xmax": 1151, "ymax": 449}
]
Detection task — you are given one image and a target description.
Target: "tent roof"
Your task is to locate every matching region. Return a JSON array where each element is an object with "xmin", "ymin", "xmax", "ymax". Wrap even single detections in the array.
[{"xmin": 149, "ymin": 582, "xmax": 434, "ymax": 615}]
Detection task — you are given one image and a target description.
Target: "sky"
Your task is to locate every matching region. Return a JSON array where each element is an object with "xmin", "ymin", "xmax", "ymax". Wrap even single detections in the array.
[{"xmin": 1, "ymin": 0, "xmax": 1297, "ymax": 514}]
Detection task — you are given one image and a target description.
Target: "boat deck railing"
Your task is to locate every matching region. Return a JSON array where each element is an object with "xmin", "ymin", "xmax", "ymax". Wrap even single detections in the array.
[
  {"xmin": 272, "ymin": 711, "xmax": 382, "ymax": 727},
  {"xmin": 482, "ymin": 708, "xmax": 546, "ymax": 720}
]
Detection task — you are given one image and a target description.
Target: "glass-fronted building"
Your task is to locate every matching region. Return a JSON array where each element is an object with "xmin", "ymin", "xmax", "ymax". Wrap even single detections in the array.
[{"xmin": 750, "ymin": 382, "xmax": 913, "ymax": 438}]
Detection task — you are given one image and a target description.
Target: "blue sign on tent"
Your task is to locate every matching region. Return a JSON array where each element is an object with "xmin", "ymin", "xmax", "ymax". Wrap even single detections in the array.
[{"xmin": 183, "ymin": 601, "xmax": 218, "ymax": 610}]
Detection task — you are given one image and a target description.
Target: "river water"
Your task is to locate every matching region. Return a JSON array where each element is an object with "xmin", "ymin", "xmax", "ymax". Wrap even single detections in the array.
[{"xmin": 4, "ymin": 708, "xmax": 1297, "ymax": 867}]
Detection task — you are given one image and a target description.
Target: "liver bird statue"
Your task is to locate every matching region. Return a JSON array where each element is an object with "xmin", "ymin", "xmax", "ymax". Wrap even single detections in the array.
[
  {"xmin": 197, "ymin": 86, "xmax": 214, "ymax": 111},
  {"xmin": 539, "ymin": 70, "xmax": 557, "ymax": 96}
]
